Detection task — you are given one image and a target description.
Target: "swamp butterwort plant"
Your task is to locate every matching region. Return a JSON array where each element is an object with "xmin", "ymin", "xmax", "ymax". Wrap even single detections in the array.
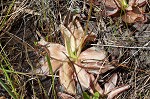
[
  {"xmin": 102, "ymin": 0, "xmax": 147, "ymax": 23},
  {"xmin": 35, "ymin": 16, "xmax": 129, "ymax": 98}
]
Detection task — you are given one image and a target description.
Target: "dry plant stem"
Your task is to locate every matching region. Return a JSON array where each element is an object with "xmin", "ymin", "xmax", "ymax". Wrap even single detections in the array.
[
  {"xmin": 0, "ymin": 0, "xmax": 16, "ymax": 31},
  {"xmin": 3, "ymin": 31, "xmax": 35, "ymax": 51},
  {"xmin": 91, "ymin": 44, "xmax": 150, "ymax": 50},
  {"xmin": 25, "ymin": 46, "xmax": 37, "ymax": 98},
  {"xmin": 77, "ymin": 0, "xmax": 93, "ymax": 56},
  {"xmin": 117, "ymin": 64, "xmax": 150, "ymax": 75},
  {"xmin": 0, "ymin": 68, "xmax": 59, "ymax": 77},
  {"xmin": 0, "ymin": 0, "xmax": 28, "ymax": 33},
  {"xmin": 121, "ymin": 41, "xmax": 150, "ymax": 64},
  {"xmin": 94, "ymin": 41, "xmax": 150, "ymax": 75},
  {"xmin": 94, "ymin": 59, "xmax": 109, "ymax": 86}
]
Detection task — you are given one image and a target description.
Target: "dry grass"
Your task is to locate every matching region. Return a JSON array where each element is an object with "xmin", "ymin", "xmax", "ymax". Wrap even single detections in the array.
[{"xmin": 0, "ymin": 0, "xmax": 150, "ymax": 99}]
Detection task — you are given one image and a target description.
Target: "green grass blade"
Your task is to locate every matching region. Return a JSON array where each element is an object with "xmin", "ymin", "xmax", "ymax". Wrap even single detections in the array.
[
  {"xmin": 0, "ymin": 44, "xmax": 19, "ymax": 98},
  {"xmin": 46, "ymin": 54, "xmax": 57, "ymax": 99},
  {"xmin": 0, "ymin": 0, "xmax": 16, "ymax": 31},
  {"xmin": 1, "ymin": 65, "xmax": 19, "ymax": 98},
  {"xmin": 0, "ymin": 79, "xmax": 17, "ymax": 99},
  {"xmin": 83, "ymin": 92, "xmax": 90, "ymax": 99}
]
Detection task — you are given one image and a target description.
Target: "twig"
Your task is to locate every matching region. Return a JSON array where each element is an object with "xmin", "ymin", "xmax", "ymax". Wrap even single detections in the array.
[
  {"xmin": 0, "ymin": 68, "xmax": 59, "ymax": 77},
  {"xmin": 4, "ymin": 31, "xmax": 35, "ymax": 51},
  {"xmin": 91, "ymin": 44, "xmax": 150, "ymax": 50},
  {"xmin": 121, "ymin": 41, "xmax": 150, "ymax": 64}
]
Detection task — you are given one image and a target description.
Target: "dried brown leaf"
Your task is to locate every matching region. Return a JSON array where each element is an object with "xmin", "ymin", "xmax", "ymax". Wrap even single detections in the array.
[
  {"xmin": 79, "ymin": 47, "xmax": 114, "ymax": 74},
  {"xmin": 79, "ymin": 47, "xmax": 107, "ymax": 61},
  {"xmin": 107, "ymin": 85, "xmax": 130, "ymax": 99},
  {"xmin": 47, "ymin": 43, "xmax": 67, "ymax": 60},
  {"xmin": 128, "ymin": 0, "xmax": 136, "ymax": 6},
  {"xmin": 36, "ymin": 59, "xmax": 62, "ymax": 74},
  {"xmin": 136, "ymin": 0, "xmax": 147, "ymax": 7},
  {"xmin": 122, "ymin": 11, "xmax": 145, "ymax": 23},
  {"xmin": 74, "ymin": 64, "xmax": 91, "ymax": 89},
  {"xmin": 38, "ymin": 39, "xmax": 67, "ymax": 61},
  {"xmin": 82, "ymin": 32, "xmax": 96, "ymax": 47},
  {"xmin": 104, "ymin": 73, "xmax": 118, "ymax": 94},
  {"xmin": 69, "ymin": 19, "xmax": 85, "ymax": 51},
  {"xmin": 58, "ymin": 92, "xmax": 75, "ymax": 99},
  {"xmin": 83, "ymin": 62, "xmax": 114, "ymax": 74},
  {"xmin": 102, "ymin": 0, "xmax": 119, "ymax": 16},
  {"xmin": 60, "ymin": 19, "xmax": 85, "ymax": 52},
  {"xmin": 85, "ymin": 32, "xmax": 96, "ymax": 42},
  {"xmin": 90, "ymin": 74, "xmax": 103, "ymax": 95},
  {"xmin": 59, "ymin": 62, "xmax": 76, "ymax": 94}
]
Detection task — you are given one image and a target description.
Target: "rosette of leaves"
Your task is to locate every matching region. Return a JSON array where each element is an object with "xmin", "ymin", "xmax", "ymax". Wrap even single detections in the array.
[
  {"xmin": 102, "ymin": 0, "xmax": 147, "ymax": 23},
  {"xmin": 36, "ymin": 17, "xmax": 114, "ymax": 94},
  {"xmin": 35, "ymin": 17, "xmax": 129, "ymax": 98}
]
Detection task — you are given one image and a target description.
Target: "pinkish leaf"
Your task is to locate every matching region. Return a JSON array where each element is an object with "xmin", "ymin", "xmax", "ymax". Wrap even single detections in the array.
[
  {"xmin": 36, "ymin": 40, "xmax": 67, "ymax": 74},
  {"xmin": 60, "ymin": 19, "xmax": 85, "ymax": 52},
  {"xmin": 47, "ymin": 43, "xmax": 67, "ymax": 60},
  {"xmin": 128, "ymin": 0, "xmax": 136, "ymax": 6},
  {"xmin": 90, "ymin": 74, "xmax": 103, "ymax": 95},
  {"xmin": 59, "ymin": 62, "xmax": 76, "ymax": 94},
  {"xmin": 69, "ymin": 19, "xmax": 85, "ymax": 51},
  {"xmin": 60, "ymin": 24, "xmax": 76, "ymax": 53},
  {"xmin": 104, "ymin": 73, "xmax": 118, "ymax": 94},
  {"xmin": 102, "ymin": 0, "xmax": 119, "ymax": 16},
  {"xmin": 60, "ymin": 24, "xmax": 72, "ymax": 37},
  {"xmin": 74, "ymin": 63, "xmax": 91, "ymax": 89},
  {"xmin": 79, "ymin": 47, "xmax": 114, "ymax": 74},
  {"xmin": 122, "ymin": 10, "xmax": 145, "ymax": 23},
  {"xmin": 38, "ymin": 39, "xmax": 67, "ymax": 61},
  {"xmin": 69, "ymin": 19, "xmax": 84, "ymax": 41},
  {"xmin": 36, "ymin": 59, "xmax": 62, "ymax": 74},
  {"xmin": 83, "ymin": 62, "xmax": 114, "ymax": 74},
  {"xmin": 79, "ymin": 47, "xmax": 107, "ymax": 61},
  {"xmin": 58, "ymin": 92, "xmax": 75, "ymax": 99},
  {"xmin": 107, "ymin": 85, "xmax": 130, "ymax": 99},
  {"xmin": 136, "ymin": 0, "xmax": 147, "ymax": 7}
]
